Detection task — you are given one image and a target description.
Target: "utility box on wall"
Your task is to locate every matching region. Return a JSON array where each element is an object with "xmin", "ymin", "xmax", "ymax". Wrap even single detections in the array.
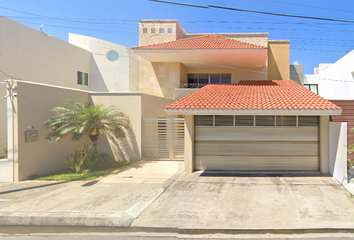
[{"xmin": 25, "ymin": 130, "xmax": 38, "ymax": 142}]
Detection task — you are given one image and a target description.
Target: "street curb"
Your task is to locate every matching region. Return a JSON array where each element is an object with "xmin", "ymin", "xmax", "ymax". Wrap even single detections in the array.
[{"xmin": 0, "ymin": 171, "xmax": 183, "ymax": 227}]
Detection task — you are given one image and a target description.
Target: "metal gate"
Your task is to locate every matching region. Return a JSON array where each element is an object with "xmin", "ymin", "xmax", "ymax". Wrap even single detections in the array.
[{"xmin": 142, "ymin": 118, "xmax": 184, "ymax": 161}]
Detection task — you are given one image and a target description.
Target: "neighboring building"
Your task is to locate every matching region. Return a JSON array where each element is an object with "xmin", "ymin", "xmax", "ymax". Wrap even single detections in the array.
[
  {"xmin": 0, "ymin": 16, "xmax": 139, "ymax": 150},
  {"xmin": 290, "ymin": 64, "xmax": 304, "ymax": 86},
  {"xmin": 304, "ymin": 50, "xmax": 354, "ymax": 159},
  {"xmin": 304, "ymin": 50, "xmax": 354, "ymax": 99}
]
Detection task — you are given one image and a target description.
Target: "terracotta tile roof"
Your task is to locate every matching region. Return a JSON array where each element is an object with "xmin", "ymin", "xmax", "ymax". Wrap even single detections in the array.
[
  {"xmin": 132, "ymin": 34, "xmax": 267, "ymax": 50},
  {"xmin": 164, "ymin": 80, "xmax": 341, "ymax": 111}
]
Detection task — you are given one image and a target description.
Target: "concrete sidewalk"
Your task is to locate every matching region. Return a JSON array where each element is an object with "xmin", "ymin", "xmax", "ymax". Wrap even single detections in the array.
[
  {"xmin": 1, "ymin": 165, "xmax": 354, "ymax": 231},
  {"xmin": 0, "ymin": 161, "xmax": 181, "ymax": 227}
]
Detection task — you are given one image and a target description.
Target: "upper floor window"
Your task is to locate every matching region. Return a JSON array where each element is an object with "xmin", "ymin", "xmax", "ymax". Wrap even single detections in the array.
[
  {"xmin": 185, "ymin": 74, "xmax": 231, "ymax": 88},
  {"xmin": 77, "ymin": 71, "xmax": 90, "ymax": 86},
  {"xmin": 304, "ymin": 84, "xmax": 318, "ymax": 94}
]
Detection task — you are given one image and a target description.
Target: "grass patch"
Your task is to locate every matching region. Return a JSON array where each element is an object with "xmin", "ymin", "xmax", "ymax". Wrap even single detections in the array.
[
  {"xmin": 32, "ymin": 161, "xmax": 133, "ymax": 181},
  {"xmin": 347, "ymin": 193, "xmax": 354, "ymax": 199}
]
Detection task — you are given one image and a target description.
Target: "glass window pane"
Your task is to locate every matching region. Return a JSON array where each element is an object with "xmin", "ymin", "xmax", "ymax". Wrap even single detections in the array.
[
  {"xmin": 235, "ymin": 115, "xmax": 254, "ymax": 126},
  {"xmin": 310, "ymin": 85, "xmax": 318, "ymax": 94},
  {"xmin": 221, "ymin": 74, "xmax": 231, "ymax": 84},
  {"xmin": 215, "ymin": 115, "xmax": 233, "ymax": 126},
  {"xmin": 199, "ymin": 74, "xmax": 209, "ymax": 84},
  {"xmin": 188, "ymin": 74, "xmax": 198, "ymax": 84},
  {"xmin": 304, "ymin": 84, "xmax": 310, "ymax": 90},
  {"xmin": 84, "ymin": 73, "xmax": 89, "ymax": 86},
  {"xmin": 276, "ymin": 116, "xmax": 296, "ymax": 126},
  {"xmin": 298, "ymin": 116, "xmax": 319, "ymax": 126},
  {"xmin": 77, "ymin": 71, "xmax": 82, "ymax": 85},
  {"xmin": 256, "ymin": 116, "xmax": 275, "ymax": 126},
  {"xmin": 195, "ymin": 115, "xmax": 214, "ymax": 126},
  {"xmin": 210, "ymin": 74, "xmax": 220, "ymax": 83}
]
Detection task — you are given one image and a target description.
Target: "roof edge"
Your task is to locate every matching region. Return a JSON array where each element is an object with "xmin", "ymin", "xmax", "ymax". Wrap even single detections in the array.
[{"xmin": 164, "ymin": 108, "xmax": 342, "ymax": 116}]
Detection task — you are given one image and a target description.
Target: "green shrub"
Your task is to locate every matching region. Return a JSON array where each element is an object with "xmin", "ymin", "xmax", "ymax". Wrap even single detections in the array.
[
  {"xmin": 3, "ymin": 143, "xmax": 7, "ymax": 159},
  {"xmin": 66, "ymin": 143, "xmax": 116, "ymax": 173},
  {"xmin": 66, "ymin": 143, "xmax": 91, "ymax": 174},
  {"xmin": 85, "ymin": 153, "xmax": 115, "ymax": 172}
]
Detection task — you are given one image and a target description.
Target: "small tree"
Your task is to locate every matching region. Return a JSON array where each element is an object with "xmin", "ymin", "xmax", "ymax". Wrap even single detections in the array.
[
  {"xmin": 348, "ymin": 129, "xmax": 354, "ymax": 168},
  {"xmin": 44, "ymin": 100, "xmax": 130, "ymax": 153}
]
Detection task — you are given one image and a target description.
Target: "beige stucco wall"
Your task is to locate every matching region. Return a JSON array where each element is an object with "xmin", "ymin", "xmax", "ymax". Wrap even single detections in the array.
[
  {"xmin": 141, "ymin": 94, "xmax": 177, "ymax": 118},
  {"xmin": 267, "ymin": 40, "xmax": 290, "ymax": 80},
  {"xmin": 90, "ymin": 93, "xmax": 176, "ymax": 162},
  {"xmin": 139, "ymin": 61, "xmax": 185, "ymax": 98},
  {"xmin": 320, "ymin": 115, "xmax": 330, "ymax": 174},
  {"xmin": 13, "ymin": 81, "xmax": 90, "ymax": 181},
  {"xmin": 0, "ymin": 86, "xmax": 6, "ymax": 150},
  {"xmin": 90, "ymin": 93, "xmax": 142, "ymax": 162},
  {"xmin": 139, "ymin": 20, "xmax": 186, "ymax": 46},
  {"xmin": 184, "ymin": 115, "xmax": 194, "ymax": 173},
  {"xmin": 69, "ymin": 34, "xmax": 139, "ymax": 93},
  {"xmin": 0, "ymin": 16, "xmax": 92, "ymax": 152}
]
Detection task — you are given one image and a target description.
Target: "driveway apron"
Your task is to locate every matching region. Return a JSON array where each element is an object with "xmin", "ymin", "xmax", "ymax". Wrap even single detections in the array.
[{"xmin": 132, "ymin": 171, "xmax": 354, "ymax": 230}]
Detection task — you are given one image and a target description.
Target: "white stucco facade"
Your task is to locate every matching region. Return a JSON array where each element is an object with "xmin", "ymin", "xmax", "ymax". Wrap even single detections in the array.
[
  {"xmin": 69, "ymin": 34, "xmax": 139, "ymax": 93},
  {"xmin": 304, "ymin": 50, "xmax": 354, "ymax": 100}
]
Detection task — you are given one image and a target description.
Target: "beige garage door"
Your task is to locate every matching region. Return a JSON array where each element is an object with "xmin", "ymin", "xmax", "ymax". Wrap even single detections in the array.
[{"xmin": 194, "ymin": 115, "xmax": 319, "ymax": 171}]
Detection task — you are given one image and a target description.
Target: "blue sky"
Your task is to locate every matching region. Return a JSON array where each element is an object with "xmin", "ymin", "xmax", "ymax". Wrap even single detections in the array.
[{"xmin": 0, "ymin": 0, "xmax": 353, "ymax": 74}]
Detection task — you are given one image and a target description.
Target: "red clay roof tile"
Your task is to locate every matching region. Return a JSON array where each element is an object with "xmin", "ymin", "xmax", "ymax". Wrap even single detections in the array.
[
  {"xmin": 132, "ymin": 34, "xmax": 266, "ymax": 50},
  {"xmin": 164, "ymin": 80, "xmax": 341, "ymax": 111}
]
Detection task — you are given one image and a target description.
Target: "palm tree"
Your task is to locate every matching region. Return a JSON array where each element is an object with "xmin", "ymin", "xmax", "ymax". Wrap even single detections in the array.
[{"xmin": 44, "ymin": 100, "xmax": 130, "ymax": 153}]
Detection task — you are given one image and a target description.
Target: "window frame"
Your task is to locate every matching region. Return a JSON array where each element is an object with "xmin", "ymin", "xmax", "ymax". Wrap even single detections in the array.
[
  {"xmin": 304, "ymin": 84, "xmax": 319, "ymax": 94},
  {"xmin": 77, "ymin": 71, "xmax": 90, "ymax": 87},
  {"xmin": 194, "ymin": 115, "xmax": 319, "ymax": 127},
  {"xmin": 187, "ymin": 73, "xmax": 231, "ymax": 88}
]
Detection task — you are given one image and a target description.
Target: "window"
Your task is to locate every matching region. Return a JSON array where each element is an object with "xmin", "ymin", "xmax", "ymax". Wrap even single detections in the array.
[
  {"xmin": 168, "ymin": 28, "xmax": 172, "ymax": 33},
  {"xmin": 276, "ymin": 116, "xmax": 296, "ymax": 126},
  {"xmin": 235, "ymin": 115, "xmax": 254, "ymax": 126},
  {"xmin": 298, "ymin": 116, "xmax": 319, "ymax": 126},
  {"xmin": 215, "ymin": 115, "xmax": 233, "ymax": 126},
  {"xmin": 304, "ymin": 84, "xmax": 318, "ymax": 94},
  {"xmin": 77, "ymin": 71, "xmax": 90, "ymax": 86},
  {"xmin": 106, "ymin": 50, "xmax": 119, "ymax": 61},
  {"xmin": 143, "ymin": 28, "xmax": 147, "ymax": 33},
  {"xmin": 151, "ymin": 28, "xmax": 156, "ymax": 33},
  {"xmin": 186, "ymin": 74, "xmax": 231, "ymax": 88},
  {"xmin": 195, "ymin": 115, "xmax": 319, "ymax": 127},
  {"xmin": 159, "ymin": 28, "xmax": 164, "ymax": 33},
  {"xmin": 256, "ymin": 116, "xmax": 275, "ymax": 126},
  {"xmin": 195, "ymin": 115, "xmax": 213, "ymax": 126}
]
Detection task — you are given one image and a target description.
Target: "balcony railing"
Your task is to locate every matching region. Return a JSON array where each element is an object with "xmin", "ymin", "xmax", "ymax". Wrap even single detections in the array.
[{"xmin": 179, "ymin": 83, "xmax": 209, "ymax": 89}]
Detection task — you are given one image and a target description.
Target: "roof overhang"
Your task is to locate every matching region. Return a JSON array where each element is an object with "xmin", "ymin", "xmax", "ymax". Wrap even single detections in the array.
[
  {"xmin": 164, "ymin": 109, "xmax": 343, "ymax": 116},
  {"xmin": 133, "ymin": 49, "xmax": 268, "ymax": 68}
]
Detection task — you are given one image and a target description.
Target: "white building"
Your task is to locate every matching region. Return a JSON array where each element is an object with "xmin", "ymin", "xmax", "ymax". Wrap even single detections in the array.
[
  {"xmin": 304, "ymin": 50, "xmax": 354, "ymax": 99},
  {"xmin": 0, "ymin": 16, "xmax": 140, "ymax": 149}
]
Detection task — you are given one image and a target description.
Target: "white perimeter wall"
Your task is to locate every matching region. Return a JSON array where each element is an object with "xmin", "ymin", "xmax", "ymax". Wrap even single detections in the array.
[
  {"xmin": 69, "ymin": 34, "xmax": 139, "ymax": 93},
  {"xmin": 329, "ymin": 122, "xmax": 348, "ymax": 185},
  {"xmin": 0, "ymin": 16, "xmax": 92, "ymax": 152},
  {"xmin": 304, "ymin": 50, "xmax": 354, "ymax": 100}
]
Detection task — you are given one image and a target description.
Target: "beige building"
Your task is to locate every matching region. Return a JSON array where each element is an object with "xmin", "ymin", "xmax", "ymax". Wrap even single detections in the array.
[
  {"xmin": 0, "ymin": 18, "xmax": 347, "ymax": 184},
  {"xmin": 133, "ymin": 20, "xmax": 290, "ymax": 99}
]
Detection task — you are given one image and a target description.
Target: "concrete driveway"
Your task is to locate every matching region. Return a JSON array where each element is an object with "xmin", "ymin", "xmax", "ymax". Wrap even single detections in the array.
[
  {"xmin": 132, "ymin": 171, "xmax": 354, "ymax": 230},
  {"xmin": 0, "ymin": 161, "xmax": 180, "ymax": 227}
]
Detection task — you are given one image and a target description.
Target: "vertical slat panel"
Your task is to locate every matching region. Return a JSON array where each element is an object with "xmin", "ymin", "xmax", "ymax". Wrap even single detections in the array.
[{"xmin": 142, "ymin": 118, "xmax": 184, "ymax": 161}]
